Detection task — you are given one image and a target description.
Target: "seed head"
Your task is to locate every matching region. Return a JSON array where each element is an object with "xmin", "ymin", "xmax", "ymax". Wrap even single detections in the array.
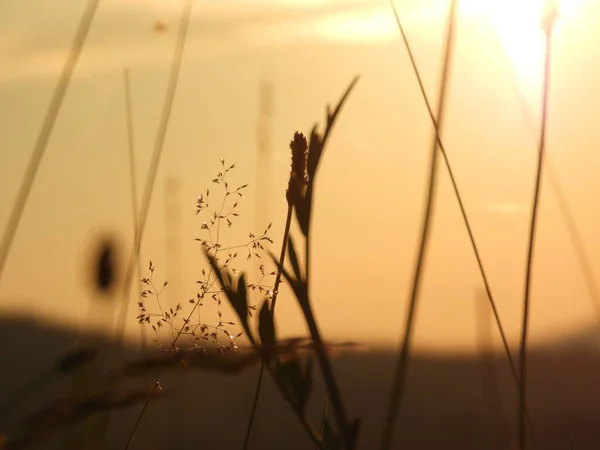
[{"xmin": 289, "ymin": 131, "xmax": 308, "ymax": 187}]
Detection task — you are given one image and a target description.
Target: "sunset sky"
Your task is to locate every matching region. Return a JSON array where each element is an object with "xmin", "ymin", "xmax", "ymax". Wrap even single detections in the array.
[{"xmin": 1, "ymin": 0, "xmax": 600, "ymax": 353}]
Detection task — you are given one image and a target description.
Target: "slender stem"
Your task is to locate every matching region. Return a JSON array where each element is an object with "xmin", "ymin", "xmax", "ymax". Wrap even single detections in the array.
[
  {"xmin": 317, "ymin": 397, "xmax": 328, "ymax": 449},
  {"xmin": 242, "ymin": 350, "xmax": 265, "ymax": 448},
  {"xmin": 301, "ymin": 157, "xmax": 351, "ymax": 447},
  {"xmin": 0, "ymin": 0, "xmax": 100, "ymax": 285},
  {"xmin": 519, "ymin": 31, "xmax": 552, "ymax": 450},
  {"xmin": 381, "ymin": 1, "xmax": 458, "ymax": 449},
  {"xmin": 121, "ymin": 1, "xmax": 194, "ymax": 447},
  {"xmin": 243, "ymin": 204, "xmax": 293, "ymax": 450},
  {"xmin": 265, "ymin": 365, "xmax": 323, "ymax": 448},
  {"xmin": 124, "ymin": 69, "xmax": 139, "ymax": 265},
  {"xmin": 271, "ymin": 205, "xmax": 294, "ymax": 312},
  {"xmin": 387, "ymin": 1, "xmax": 540, "ymax": 445},
  {"xmin": 114, "ymin": 0, "xmax": 193, "ymax": 348},
  {"xmin": 305, "ymin": 209, "xmax": 311, "ymax": 288},
  {"xmin": 300, "ymin": 297, "xmax": 351, "ymax": 449},
  {"xmin": 475, "ymin": 288, "xmax": 509, "ymax": 449},
  {"xmin": 124, "ymin": 68, "xmax": 147, "ymax": 354},
  {"xmin": 493, "ymin": 23, "xmax": 600, "ymax": 328}
]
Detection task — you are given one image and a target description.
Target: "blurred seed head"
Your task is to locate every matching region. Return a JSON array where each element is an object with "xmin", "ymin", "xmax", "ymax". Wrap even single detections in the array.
[
  {"xmin": 541, "ymin": 0, "xmax": 559, "ymax": 36},
  {"xmin": 88, "ymin": 235, "xmax": 120, "ymax": 297},
  {"xmin": 55, "ymin": 346, "xmax": 98, "ymax": 374}
]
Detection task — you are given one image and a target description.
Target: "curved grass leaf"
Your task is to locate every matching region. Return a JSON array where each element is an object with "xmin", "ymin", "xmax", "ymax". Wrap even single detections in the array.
[
  {"xmin": 258, "ymin": 299, "xmax": 276, "ymax": 356},
  {"xmin": 307, "ymin": 76, "xmax": 360, "ymax": 182},
  {"xmin": 320, "ymin": 418, "xmax": 344, "ymax": 450},
  {"xmin": 268, "ymin": 250, "xmax": 306, "ymax": 303},
  {"xmin": 274, "ymin": 355, "xmax": 313, "ymax": 416},
  {"xmin": 205, "ymin": 251, "xmax": 254, "ymax": 344},
  {"xmin": 113, "ymin": 348, "xmax": 260, "ymax": 377},
  {"xmin": 55, "ymin": 347, "xmax": 98, "ymax": 375},
  {"xmin": 2, "ymin": 388, "xmax": 162, "ymax": 450},
  {"xmin": 287, "ymin": 235, "xmax": 303, "ymax": 283},
  {"xmin": 289, "ymin": 177, "xmax": 311, "ymax": 237}
]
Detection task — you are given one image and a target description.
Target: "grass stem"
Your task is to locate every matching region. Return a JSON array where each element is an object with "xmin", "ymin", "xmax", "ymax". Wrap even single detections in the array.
[
  {"xmin": 493, "ymin": 22, "xmax": 600, "ymax": 330},
  {"xmin": 387, "ymin": 0, "xmax": 540, "ymax": 446},
  {"xmin": 299, "ymin": 296, "xmax": 352, "ymax": 448},
  {"xmin": 120, "ymin": 1, "xmax": 194, "ymax": 446},
  {"xmin": 381, "ymin": 1, "xmax": 458, "ymax": 448},
  {"xmin": 518, "ymin": 30, "xmax": 553, "ymax": 450},
  {"xmin": 0, "ymin": 0, "xmax": 100, "ymax": 284},
  {"xmin": 317, "ymin": 397, "xmax": 328, "ymax": 448},
  {"xmin": 243, "ymin": 204, "xmax": 293, "ymax": 450},
  {"xmin": 114, "ymin": 0, "xmax": 192, "ymax": 349},
  {"xmin": 123, "ymin": 68, "xmax": 147, "ymax": 353}
]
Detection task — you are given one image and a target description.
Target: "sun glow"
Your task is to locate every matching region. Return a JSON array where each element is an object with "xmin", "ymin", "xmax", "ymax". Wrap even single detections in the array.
[{"xmin": 461, "ymin": 0, "xmax": 581, "ymax": 82}]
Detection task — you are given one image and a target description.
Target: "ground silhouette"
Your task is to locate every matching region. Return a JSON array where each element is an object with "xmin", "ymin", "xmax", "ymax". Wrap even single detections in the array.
[{"xmin": 0, "ymin": 313, "xmax": 598, "ymax": 449}]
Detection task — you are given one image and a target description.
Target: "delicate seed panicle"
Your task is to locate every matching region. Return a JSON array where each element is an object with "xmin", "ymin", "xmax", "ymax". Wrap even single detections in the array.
[{"xmin": 136, "ymin": 157, "xmax": 275, "ymax": 353}]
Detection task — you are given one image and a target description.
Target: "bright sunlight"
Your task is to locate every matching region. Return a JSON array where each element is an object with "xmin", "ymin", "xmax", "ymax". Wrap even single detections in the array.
[{"xmin": 461, "ymin": 0, "xmax": 581, "ymax": 83}]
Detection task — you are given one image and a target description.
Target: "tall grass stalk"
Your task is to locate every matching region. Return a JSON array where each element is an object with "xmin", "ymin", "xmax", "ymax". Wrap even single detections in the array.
[
  {"xmin": 492, "ymin": 24, "xmax": 600, "ymax": 328},
  {"xmin": 124, "ymin": 70, "xmax": 143, "ymax": 331},
  {"xmin": 80, "ymin": 68, "xmax": 146, "ymax": 448},
  {"xmin": 102, "ymin": 0, "xmax": 193, "ymax": 446},
  {"xmin": 301, "ymin": 288, "xmax": 352, "ymax": 448},
  {"xmin": 317, "ymin": 397, "xmax": 328, "ymax": 448},
  {"xmin": 386, "ymin": 0, "xmax": 541, "ymax": 446},
  {"xmin": 123, "ymin": 68, "xmax": 147, "ymax": 353},
  {"xmin": 243, "ymin": 204, "xmax": 293, "ymax": 449},
  {"xmin": 518, "ymin": 17, "xmax": 555, "ymax": 450},
  {"xmin": 381, "ymin": 1, "xmax": 458, "ymax": 448},
  {"xmin": 0, "ymin": 0, "xmax": 100, "ymax": 284},
  {"xmin": 475, "ymin": 288, "xmax": 509, "ymax": 448},
  {"xmin": 114, "ymin": 0, "xmax": 193, "ymax": 349},
  {"xmin": 242, "ymin": 80, "xmax": 360, "ymax": 449},
  {"xmin": 298, "ymin": 80, "xmax": 361, "ymax": 448},
  {"xmin": 87, "ymin": 68, "xmax": 148, "ymax": 449}
]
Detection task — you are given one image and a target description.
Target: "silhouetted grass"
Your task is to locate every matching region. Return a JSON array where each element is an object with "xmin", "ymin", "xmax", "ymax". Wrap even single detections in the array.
[
  {"xmin": 382, "ymin": 2, "xmax": 458, "ymax": 448},
  {"xmin": 385, "ymin": 1, "xmax": 549, "ymax": 447},
  {"xmin": 242, "ymin": 195, "xmax": 293, "ymax": 449},
  {"xmin": 123, "ymin": 68, "xmax": 147, "ymax": 353},
  {"xmin": 209, "ymin": 78, "xmax": 360, "ymax": 450},
  {"xmin": 114, "ymin": 0, "xmax": 194, "ymax": 351},
  {"xmin": 518, "ymin": 7, "xmax": 557, "ymax": 450},
  {"xmin": 0, "ymin": 0, "xmax": 100, "ymax": 284}
]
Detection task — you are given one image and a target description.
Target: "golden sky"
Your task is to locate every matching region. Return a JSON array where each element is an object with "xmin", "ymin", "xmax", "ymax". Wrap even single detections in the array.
[{"xmin": 1, "ymin": 0, "xmax": 600, "ymax": 353}]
